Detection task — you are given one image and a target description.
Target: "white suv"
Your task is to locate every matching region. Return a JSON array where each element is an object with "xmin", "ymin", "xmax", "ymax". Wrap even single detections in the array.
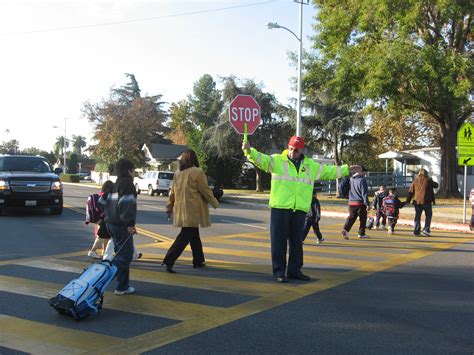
[{"xmin": 134, "ymin": 171, "xmax": 174, "ymax": 196}]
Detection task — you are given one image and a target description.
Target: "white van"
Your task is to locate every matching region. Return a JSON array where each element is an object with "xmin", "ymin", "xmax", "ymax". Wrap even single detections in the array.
[{"xmin": 134, "ymin": 171, "xmax": 174, "ymax": 196}]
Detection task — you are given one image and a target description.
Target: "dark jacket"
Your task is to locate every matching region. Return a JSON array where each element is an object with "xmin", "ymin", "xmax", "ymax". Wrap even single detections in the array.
[
  {"xmin": 348, "ymin": 174, "xmax": 370, "ymax": 207},
  {"xmin": 104, "ymin": 176, "xmax": 137, "ymax": 227},
  {"xmin": 306, "ymin": 198, "xmax": 321, "ymax": 222},
  {"xmin": 372, "ymin": 190, "xmax": 388, "ymax": 211},
  {"xmin": 407, "ymin": 176, "xmax": 438, "ymax": 205},
  {"xmin": 383, "ymin": 194, "xmax": 406, "ymax": 218}
]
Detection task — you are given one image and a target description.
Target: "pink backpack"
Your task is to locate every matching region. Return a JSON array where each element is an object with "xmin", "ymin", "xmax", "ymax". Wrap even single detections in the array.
[{"xmin": 85, "ymin": 194, "xmax": 104, "ymax": 224}]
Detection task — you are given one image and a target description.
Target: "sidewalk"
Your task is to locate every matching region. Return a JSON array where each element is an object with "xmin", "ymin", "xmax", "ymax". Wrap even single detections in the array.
[{"xmin": 221, "ymin": 193, "xmax": 473, "ymax": 234}]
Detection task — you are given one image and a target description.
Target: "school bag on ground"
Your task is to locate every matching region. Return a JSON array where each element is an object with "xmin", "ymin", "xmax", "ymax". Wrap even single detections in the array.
[
  {"xmin": 49, "ymin": 233, "xmax": 133, "ymax": 320},
  {"xmin": 338, "ymin": 177, "xmax": 350, "ymax": 199},
  {"xmin": 85, "ymin": 193, "xmax": 103, "ymax": 224}
]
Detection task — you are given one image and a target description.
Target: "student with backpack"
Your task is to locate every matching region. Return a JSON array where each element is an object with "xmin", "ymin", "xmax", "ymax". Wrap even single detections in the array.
[
  {"xmin": 86, "ymin": 181, "xmax": 114, "ymax": 259},
  {"xmin": 372, "ymin": 185, "xmax": 388, "ymax": 229},
  {"xmin": 302, "ymin": 189, "xmax": 324, "ymax": 244},
  {"xmin": 103, "ymin": 159, "xmax": 138, "ymax": 295},
  {"xmin": 383, "ymin": 187, "xmax": 406, "ymax": 234}
]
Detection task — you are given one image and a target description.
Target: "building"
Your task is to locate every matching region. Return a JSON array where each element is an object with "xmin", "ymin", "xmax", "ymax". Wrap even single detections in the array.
[
  {"xmin": 142, "ymin": 143, "xmax": 188, "ymax": 171},
  {"xmin": 378, "ymin": 147, "xmax": 472, "ymax": 194}
]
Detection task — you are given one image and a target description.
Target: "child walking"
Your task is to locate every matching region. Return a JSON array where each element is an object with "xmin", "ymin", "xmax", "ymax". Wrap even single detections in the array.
[
  {"xmin": 382, "ymin": 187, "xmax": 406, "ymax": 235},
  {"xmin": 87, "ymin": 181, "xmax": 114, "ymax": 259},
  {"xmin": 302, "ymin": 189, "xmax": 324, "ymax": 244},
  {"xmin": 372, "ymin": 185, "xmax": 387, "ymax": 229}
]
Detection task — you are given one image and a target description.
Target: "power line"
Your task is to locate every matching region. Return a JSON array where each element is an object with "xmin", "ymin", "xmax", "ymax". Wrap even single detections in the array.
[{"xmin": 1, "ymin": 0, "xmax": 278, "ymax": 36}]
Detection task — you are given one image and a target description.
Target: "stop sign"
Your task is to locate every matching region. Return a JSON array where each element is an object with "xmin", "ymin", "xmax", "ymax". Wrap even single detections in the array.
[{"xmin": 229, "ymin": 95, "xmax": 261, "ymax": 134}]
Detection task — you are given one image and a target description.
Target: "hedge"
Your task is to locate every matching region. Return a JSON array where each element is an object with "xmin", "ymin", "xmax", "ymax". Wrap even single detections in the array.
[{"xmin": 61, "ymin": 174, "xmax": 80, "ymax": 183}]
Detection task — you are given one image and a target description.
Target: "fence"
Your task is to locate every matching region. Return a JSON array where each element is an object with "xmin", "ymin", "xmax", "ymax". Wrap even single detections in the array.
[{"xmin": 315, "ymin": 174, "xmax": 414, "ymax": 194}]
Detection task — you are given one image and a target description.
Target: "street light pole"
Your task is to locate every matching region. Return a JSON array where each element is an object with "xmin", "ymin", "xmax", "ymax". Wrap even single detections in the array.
[
  {"xmin": 63, "ymin": 118, "xmax": 67, "ymax": 174},
  {"xmin": 53, "ymin": 118, "xmax": 67, "ymax": 174},
  {"xmin": 267, "ymin": 0, "xmax": 308, "ymax": 137}
]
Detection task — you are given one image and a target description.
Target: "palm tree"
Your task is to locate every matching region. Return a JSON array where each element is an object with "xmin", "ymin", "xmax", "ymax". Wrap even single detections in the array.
[
  {"xmin": 54, "ymin": 136, "xmax": 69, "ymax": 158},
  {"xmin": 72, "ymin": 135, "xmax": 87, "ymax": 155}
]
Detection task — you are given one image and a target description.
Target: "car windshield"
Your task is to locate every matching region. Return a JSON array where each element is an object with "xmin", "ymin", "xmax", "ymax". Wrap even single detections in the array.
[
  {"xmin": 0, "ymin": 157, "xmax": 51, "ymax": 173},
  {"xmin": 158, "ymin": 172, "xmax": 174, "ymax": 180}
]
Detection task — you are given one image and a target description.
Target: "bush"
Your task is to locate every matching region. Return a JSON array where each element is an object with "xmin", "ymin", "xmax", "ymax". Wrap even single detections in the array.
[{"xmin": 61, "ymin": 174, "xmax": 80, "ymax": 183}]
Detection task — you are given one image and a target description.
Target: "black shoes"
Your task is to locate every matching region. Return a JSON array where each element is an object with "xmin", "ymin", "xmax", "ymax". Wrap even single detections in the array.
[
  {"xmin": 193, "ymin": 262, "xmax": 206, "ymax": 269},
  {"xmin": 276, "ymin": 276, "xmax": 287, "ymax": 283},
  {"xmin": 162, "ymin": 263, "xmax": 175, "ymax": 273},
  {"xmin": 287, "ymin": 273, "xmax": 311, "ymax": 281}
]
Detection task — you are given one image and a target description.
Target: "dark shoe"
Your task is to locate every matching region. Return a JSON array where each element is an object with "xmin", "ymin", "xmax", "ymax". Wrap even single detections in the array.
[
  {"xmin": 287, "ymin": 273, "xmax": 311, "ymax": 281},
  {"xmin": 162, "ymin": 263, "xmax": 176, "ymax": 273},
  {"xmin": 193, "ymin": 262, "xmax": 206, "ymax": 269},
  {"xmin": 275, "ymin": 276, "xmax": 287, "ymax": 283}
]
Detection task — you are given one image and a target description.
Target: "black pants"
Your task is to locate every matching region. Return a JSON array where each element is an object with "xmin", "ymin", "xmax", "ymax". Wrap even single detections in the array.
[
  {"xmin": 343, "ymin": 205, "xmax": 368, "ymax": 236},
  {"xmin": 375, "ymin": 210, "xmax": 386, "ymax": 227},
  {"xmin": 162, "ymin": 227, "xmax": 205, "ymax": 267},
  {"xmin": 302, "ymin": 218, "xmax": 323, "ymax": 242}
]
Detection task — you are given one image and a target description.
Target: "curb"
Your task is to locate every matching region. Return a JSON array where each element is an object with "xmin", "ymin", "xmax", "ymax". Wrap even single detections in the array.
[{"xmin": 221, "ymin": 198, "xmax": 472, "ymax": 234}]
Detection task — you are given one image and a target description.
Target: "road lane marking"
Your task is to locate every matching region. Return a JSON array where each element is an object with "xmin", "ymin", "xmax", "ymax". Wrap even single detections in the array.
[
  {"xmin": 147, "ymin": 243, "xmax": 374, "ymax": 268},
  {"xmin": 220, "ymin": 219, "xmax": 268, "ymax": 230},
  {"xmin": 19, "ymin": 258, "xmax": 289, "ymax": 297},
  {"xmin": 0, "ymin": 275, "xmax": 221, "ymax": 321},
  {"xmin": 0, "ymin": 315, "xmax": 120, "ymax": 354},
  {"xmin": 93, "ymin": 238, "xmax": 471, "ymax": 354}
]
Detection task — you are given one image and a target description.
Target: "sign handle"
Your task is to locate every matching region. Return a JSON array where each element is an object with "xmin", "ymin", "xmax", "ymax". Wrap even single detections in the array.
[
  {"xmin": 243, "ymin": 123, "xmax": 248, "ymax": 144},
  {"xmin": 463, "ymin": 165, "xmax": 467, "ymax": 224}
]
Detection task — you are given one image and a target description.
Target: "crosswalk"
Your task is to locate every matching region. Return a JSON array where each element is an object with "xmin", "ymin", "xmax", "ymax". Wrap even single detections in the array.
[{"xmin": 0, "ymin": 223, "xmax": 471, "ymax": 354}]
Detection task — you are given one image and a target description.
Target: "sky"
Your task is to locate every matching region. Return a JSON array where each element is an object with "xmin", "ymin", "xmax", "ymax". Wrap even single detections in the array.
[{"xmin": 0, "ymin": 0, "xmax": 317, "ymax": 151}]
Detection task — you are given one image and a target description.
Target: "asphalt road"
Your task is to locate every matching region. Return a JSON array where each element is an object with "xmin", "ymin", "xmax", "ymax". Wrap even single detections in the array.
[{"xmin": 0, "ymin": 184, "xmax": 473, "ymax": 354}]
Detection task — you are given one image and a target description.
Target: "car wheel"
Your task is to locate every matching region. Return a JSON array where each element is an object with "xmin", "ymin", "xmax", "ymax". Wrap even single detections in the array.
[
  {"xmin": 51, "ymin": 206, "xmax": 63, "ymax": 215},
  {"xmin": 147, "ymin": 185, "xmax": 155, "ymax": 196},
  {"xmin": 135, "ymin": 184, "xmax": 141, "ymax": 195}
]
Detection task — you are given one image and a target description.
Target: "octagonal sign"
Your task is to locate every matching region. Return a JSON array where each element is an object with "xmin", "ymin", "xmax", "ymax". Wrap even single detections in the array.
[{"xmin": 229, "ymin": 94, "xmax": 261, "ymax": 134}]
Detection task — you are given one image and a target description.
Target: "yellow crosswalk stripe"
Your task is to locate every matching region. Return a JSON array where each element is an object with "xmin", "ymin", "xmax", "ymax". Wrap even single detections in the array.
[
  {"xmin": 18, "ymin": 258, "xmax": 294, "ymax": 297},
  {"xmin": 209, "ymin": 238, "xmax": 394, "ymax": 258},
  {"xmin": 147, "ymin": 242, "xmax": 374, "ymax": 268},
  {"xmin": 0, "ymin": 275, "xmax": 221, "ymax": 321},
  {"xmin": 0, "ymin": 315, "xmax": 120, "ymax": 354}
]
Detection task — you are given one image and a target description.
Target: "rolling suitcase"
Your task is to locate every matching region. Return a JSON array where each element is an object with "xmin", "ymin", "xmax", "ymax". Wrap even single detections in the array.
[{"xmin": 49, "ymin": 233, "xmax": 133, "ymax": 320}]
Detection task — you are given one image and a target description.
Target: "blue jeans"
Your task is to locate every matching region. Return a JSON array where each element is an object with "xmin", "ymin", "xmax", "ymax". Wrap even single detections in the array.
[
  {"xmin": 413, "ymin": 204, "xmax": 433, "ymax": 235},
  {"xmin": 106, "ymin": 224, "xmax": 134, "ymax": 291},
  {"xmin": 270, "ymin": 208, "xmax": 306, "ymax": 277}
]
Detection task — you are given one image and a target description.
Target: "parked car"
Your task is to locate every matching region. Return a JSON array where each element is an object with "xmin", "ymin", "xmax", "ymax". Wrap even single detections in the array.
[
  {"xmin": 134, "ymin": 171, "xmax": 174, "ymax": 196},
  {"xmin": 78, "ymin": 170, "xmax": 91, "ymax": 180},
  {"xmin": 207, "ymin": 176, "xmax": 224, "ymax": 201},
  {"xmin": 167, "ymin": 175, "xmax": 223, "ymax": 201},
  {"xmin": 0, "ymin": 154, "xmax": 63, "ymax": 215}
]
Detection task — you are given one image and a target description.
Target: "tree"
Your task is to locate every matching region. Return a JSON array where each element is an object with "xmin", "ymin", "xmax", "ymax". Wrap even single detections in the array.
[
  {"xmin": 311, "ymin": 0, "xmax": 473, "ymax": 196},
  {"xmin": 83, "ymin": 74, "xmax": 169, "ymax": 170},
  {"xmin": 71, "ymin": 135, "xmax": 87, "ymax": 155},
  {"xmin": 54, "ymin": 136, "xmax": 69, "ymax": 158},
  {"xmin": 0, "ymin": 139, "xmax": 20, "ymax": 154},
  {"xmin": 205, "ymin": 77, "xmax": 293, "ymax": 191}
]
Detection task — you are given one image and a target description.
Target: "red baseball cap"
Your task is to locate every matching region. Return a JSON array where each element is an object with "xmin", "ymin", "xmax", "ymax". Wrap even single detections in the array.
[{"xmin": 288, "ymin": 136, "xmax": 304, "ymax": 149}]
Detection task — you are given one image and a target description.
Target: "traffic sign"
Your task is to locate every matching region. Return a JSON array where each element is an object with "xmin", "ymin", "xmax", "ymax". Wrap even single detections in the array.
[
  {"xmin": 229, "ymin": 95, "xmax": 261, "ymax": 134},
  {"xmin": 457, "ymin": 122, "xmax": 474, "ymax": 166},
  {"xmin": 458, "ymin": 156, "xmax": 474, "ymax": 166}
]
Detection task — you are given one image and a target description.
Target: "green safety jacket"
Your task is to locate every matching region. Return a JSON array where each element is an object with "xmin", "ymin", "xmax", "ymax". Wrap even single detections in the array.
[{"xmin": 245, "ymin": 148, "xmax": 349, "ymax": 212}]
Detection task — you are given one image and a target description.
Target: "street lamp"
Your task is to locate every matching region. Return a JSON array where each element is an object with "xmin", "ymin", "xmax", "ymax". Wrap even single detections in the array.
[
  {"xmin": 53, "ymin": 118, "xmax": 67, "ymax": 174},
  {"xmin": 266, "ymin": 0, "xmax": 309, "ymax": 137}
]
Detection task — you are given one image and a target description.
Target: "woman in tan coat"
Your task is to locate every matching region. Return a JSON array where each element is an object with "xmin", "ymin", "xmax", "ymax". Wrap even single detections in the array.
[{"xmin": 162, "ymin": 149, "xmax": 219, "ymax": 273}]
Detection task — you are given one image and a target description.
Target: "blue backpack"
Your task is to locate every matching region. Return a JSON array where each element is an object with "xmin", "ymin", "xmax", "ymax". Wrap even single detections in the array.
[
  {"xmin": 49, "ymin": 261, "xmax": 117, "ymax": 320},
  {"xmin": 338, "ymin": 177, "xmax": 350, "ymax": 199},
  {"xmin": 49, "ymin": 234, "xmax": 132, "ymax": 320}
]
